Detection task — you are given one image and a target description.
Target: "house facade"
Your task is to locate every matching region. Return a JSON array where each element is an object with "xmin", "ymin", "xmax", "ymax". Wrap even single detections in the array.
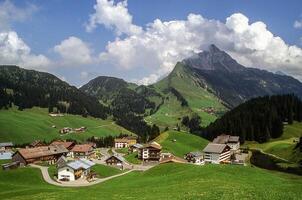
[
  {"xmin": 203, "ymin": 143, "xmax": 231, "ymax": 164},
  {"xmin": 70, "ymin": 144, "xmax": 95, "ymax": 159},
  {"xmin": 114, "ymin": 136, "xmax": 137, "ymax": 148},
  {"xmin": 129, "ymin": 143, "xmax": 143, "ymax": 153},
  {"xmin": 138, "ymin": 142, "xmax": 162, "ymax": 162},
  {"xmin": 0, "ymin": 142, "xmax": 13, "ymax": 151},
  {"xmin": 12, "ymin": 145, "xmax": 68, "ymax": 165},
  {"xmin": 105, "ymin": 155, "xmax": 124, "ymax": 167},
  {"xmin": 58, "ymin": 159, "xmax": 95, "ymax": 181}
]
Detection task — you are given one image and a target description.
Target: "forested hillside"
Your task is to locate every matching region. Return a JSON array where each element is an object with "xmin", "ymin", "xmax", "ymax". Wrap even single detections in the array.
[
  {"xmin": 199, "ymin": 94, "xmax": 302, "ymax": 143},
  {"xmin": 0, "ymin": 65, "xmax": 108, "ymax": 119}
]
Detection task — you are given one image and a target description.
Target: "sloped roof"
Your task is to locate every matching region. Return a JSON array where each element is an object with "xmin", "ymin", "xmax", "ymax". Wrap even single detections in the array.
[
  {"xmin": 0, "ymin": 142, "xmax": 13, "ymax": 147},
  {"xmin": 71, "ymin": 144, "xmax": 93, "ymax": 153},
  {"xmin": 131, "ymin": 143, "xmax": 143, "ymax": 149},
  {"xmin": 187, "ymin": 151, "xmax": 203, "ymax": 157},
  {"xmin": 203, "ymin": 143, "xmax": 228, "ymax": 154},
  {"xmin": 50, "ymin": 141, "xmax": 74, "ymax": 149},
  {"xmin": 114, "ymin": 136, "xmax": 137, "ymax": 143},
  {"xmin": 17, "ymin": 145, "xmax": 68, "ymax": 159},
  {"xmin": 160, "ymin": 156, "xmax": 186, "ymax": 164},
  {"xmin": 66, "ymin": 159, "xmax": 95, "ymax": 170},
  {"xmin": 105, "ymin": 155, "xmax": 125, "ymax": 162},
  {"xmin": 228, "ymin": 136, "xmax": 240, "ymax": 143},
  {"xmin": 213, "ymin": 135, "xmax": 230, "ymax": 144},
  {"xmin": 143, "ymin": 141, "xmax": 162, "ymax": 150}
]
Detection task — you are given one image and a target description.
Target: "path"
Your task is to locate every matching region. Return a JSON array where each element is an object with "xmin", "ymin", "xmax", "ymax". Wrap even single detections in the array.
[{"xmin": 30, "ymin": 164, "xmax": 135, "ymax": 187}]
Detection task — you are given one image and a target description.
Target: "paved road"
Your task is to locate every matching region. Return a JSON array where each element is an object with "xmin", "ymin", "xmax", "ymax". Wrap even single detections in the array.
[{"xmin": 30, "ymin": 164, "xmax": 135, "ymax": 187}]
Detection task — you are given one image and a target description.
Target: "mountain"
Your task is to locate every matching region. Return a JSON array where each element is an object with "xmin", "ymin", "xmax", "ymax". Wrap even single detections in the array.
[
  {"xmin": 0, "ymin": 65, "xmax": 108, "ymax": 119},
  {"xmin": 181, "ymin": 44, "xmax": 302, "ymax": 107}
]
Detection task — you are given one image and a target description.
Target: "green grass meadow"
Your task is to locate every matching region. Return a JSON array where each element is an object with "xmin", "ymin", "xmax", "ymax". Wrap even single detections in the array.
[{"xmin": 0, "ymin": 107, "xmax": 133, "ymax": 144}]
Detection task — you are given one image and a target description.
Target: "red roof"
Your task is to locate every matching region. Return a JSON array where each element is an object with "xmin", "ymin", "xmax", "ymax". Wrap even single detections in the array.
[
  {"xmin": 71, "ymin": 144, "xmax": 93, "ymax": 153},
  {"xmin": 50, "ymin": 141, "xmax": 75, "ymax": 149}
]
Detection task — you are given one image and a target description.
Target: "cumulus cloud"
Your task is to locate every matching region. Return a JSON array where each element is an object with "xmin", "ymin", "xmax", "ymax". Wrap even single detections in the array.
[
  {"xmin": 0, "ymin": 0, "xmax": 38, "ymax": 31},
  {"xmin": 294, "ymin": 20, "xmax": 302, "ymax": 29},
  {"xmin": 54, "ymin": 36, "xmax": 95, "ymax": 66},
  {"xmin": 86, "ymin": 0, "xmax": 142, "ymax": 35},
  {"xmin": 92, "ymin": 0, "xmax": 302, "ymax": 84},
  {"xmin": 0, "ymin": 31, "xmax": 50, "ymax": 69}
]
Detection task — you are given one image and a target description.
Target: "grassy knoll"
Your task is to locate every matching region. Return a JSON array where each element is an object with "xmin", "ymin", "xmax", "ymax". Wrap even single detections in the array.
[
  {"xmin": 0, "ymin": 163, "xmax": 302, "ymax": 199},
  {"xmin": 244, "ymin": 122, "xmax": 302, "ymax": 163},
  {"xmin": 0, "ymin": 107, "xmax": 133, "ymax": 144},
  {"xmin": 91, "ymin": 164, "xmax": 123, "ymax": 178},
  {"xmin": 154, "ymin": 130, "xmax": 209, "ymax": 157},
  {"xmin": 124, "ymin": 152, "xmax": 142, "ymax": 164}
]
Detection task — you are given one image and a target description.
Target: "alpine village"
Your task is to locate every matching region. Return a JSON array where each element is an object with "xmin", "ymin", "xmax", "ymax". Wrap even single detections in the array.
[{"xmin": 0, "ymin": 1, "xmax": 302, "ymax": 200}]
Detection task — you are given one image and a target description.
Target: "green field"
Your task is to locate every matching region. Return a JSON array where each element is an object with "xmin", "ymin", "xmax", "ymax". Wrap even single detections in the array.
[
  {"xmin": 0, "ymin": 107, "xmax": 133, "ymax": 144},
  {"xmin": 124, "ymin": 152, "xmax": 142, "ymax": 164},
  {"xmin": 244, "ymin": 122, "xmax": 302, "ymax": 163},
  {"xmin": 91, "ymin": 164, "xmax": 123, "ymax": 178},
  {"xmin": 155, "ymin": 130, "xmax": 209, "ymax": 157},
  {"xmin": 0, "ymin": 163, "xmax": 301, "ymax": 200}
]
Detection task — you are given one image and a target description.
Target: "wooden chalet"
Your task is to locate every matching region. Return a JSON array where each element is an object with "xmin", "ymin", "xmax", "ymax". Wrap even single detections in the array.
[
  {"xmin": 213, "ymin": 134, "xmax": 240, "ymax": 151},
  {"xmin": 12, "ymin": 145, "xmax": 68, "ymax": 165},
  {"xmin": 50, "ymin": 140, "xmax": 75, "ymax": 150},
  {"xmin": 129, "ymin": 143, "xmax": 143, "ymax": 153},
  {"xmin": 138, "ymin": 141, "xmax": 162, "ymax": 162},
  {"xmin": 105, "ymin": 155, "xmax": 125, "ymax": 167},
  {"xmin": 70, "ymin": 144, "xmax": 95, "ymax": 159},
  {"xmin": 29, "ymin": 140, "xmax": 46, "ymax": 148},
  {"xmin": 0, "ymin": 142, "xmax": 13, "ymax": 151}
]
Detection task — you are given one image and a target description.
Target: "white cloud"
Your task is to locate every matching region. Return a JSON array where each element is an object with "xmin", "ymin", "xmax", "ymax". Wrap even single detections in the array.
[
  {"xmin": 85, "ymin": 0, "xmax": 142, "ymax": 35},
  {"xmin": 54, "ymin": 36, "xmax": 95, "ymax": 66},
  {"xmin": 93, "ymin": 1, "xmax": 302, "ymax": 84},
  {"xmin": 0, "ymin": 31, "xmax": 50, "ymax": 69},
  {"xmin": 294, "ymin": 20, "xmax": 302, "ymax": 29},
  {"xmin": 0, "ymin": 0, "xmax": 38, "ymax": 31}
]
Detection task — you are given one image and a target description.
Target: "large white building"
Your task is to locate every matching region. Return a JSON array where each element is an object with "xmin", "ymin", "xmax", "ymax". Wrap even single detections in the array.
[
  {"xmin": 58, "ymin": 159, "xmax": 95, "ymax": 181},
  {"xmin": 203, "ymin": 143, "xmax": 231, "ymax": 164}
]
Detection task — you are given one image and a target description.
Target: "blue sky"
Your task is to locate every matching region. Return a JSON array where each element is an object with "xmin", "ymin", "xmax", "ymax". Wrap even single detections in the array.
[{"xmin": 1, "ymin": 0, "xmax": 302, "ymax": 86}]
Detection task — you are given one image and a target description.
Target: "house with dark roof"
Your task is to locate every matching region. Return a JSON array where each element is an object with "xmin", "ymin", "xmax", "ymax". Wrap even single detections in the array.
[
  {"xmin": 29, "ymin": 140, "xmax": 46, "ymax": 148},
  {"xmin": 105, "ymin": 155, "xmax": 125, "ymax": 167},
  {"xmin": 58, "ymin": 159, "xmax": 95, "ymax": 181},
  {"xmin": 213, "ymin": 134, "xmax": 240, "ymax": 151},
  {"xmin": 184, "ymin": 151, "xmax": 204, "ymax": 165},
  {"xmin": 202, "ymin": 143, "xmax": 231, "ymax": 164},
  {"xmin": 50, "ymin": 141, "xmax": 75, "ymax": 150},
  {"xmin": 12, "ymin": 145, "xmax": 68, "ymax": 165},
  {"xmin": 129, "ymin": 143, "xmax": 143, "ymax": 153}
]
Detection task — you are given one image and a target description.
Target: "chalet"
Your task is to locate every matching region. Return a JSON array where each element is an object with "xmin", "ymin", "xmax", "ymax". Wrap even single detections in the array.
[
  {"xmin": 184, "ymin": 151, "xmax": 204, "ymax": 165},
  {"xmin": 29, "ymin": 140, "xmax": 46, "ymax": 148},
  {"xmin": 56, "ymin": 155, "xmax": 68, "ymax": 168},
  {"xmin": 50, "ymin": 141, "xmax": 75, "ymax": 150},
  {"xmin": 58, "ymin": 159, "xmax": 95, "ymax": 181},
  {"xmin": 105, "ymin": 155, "xmax": 125, "ymax": 167},
  {"xmin": 74, "ymin": 127, "xmax": 87, "ymax": 133},
  {"xmin": 203, "ymin": 143, "xmax": 231, "ymax": 164},
  {"xmin": 70, "ymin": 144, "xmax": 95, "ymax": 159},
  {"xmin": 12, "ymin": 145, "xmax": 68, "ymax": 165},
  {"xmin": 0, "ymin": 142, "xmax": 13, "ymax": 151},
  {"xmin": 129, "ymin": 143, "xmax": 143, "ymax": 153},
  {"xmin": 59, "ymin": 127, "xmax": 72, "ymax": 134},
  {"xmin": 213, "ymin": 134, "xmax": 240, "ymax": 151},
  {"xmin": 138, "ymin": 141, "xmax": 162, "ymax": 162},
  {"xmin": 114, "ymin": 136, "xmax": 137, "ymax": 148},
  {"xmin": 2, "ymin": 161, "xmax": 20, "ymax": 171}
]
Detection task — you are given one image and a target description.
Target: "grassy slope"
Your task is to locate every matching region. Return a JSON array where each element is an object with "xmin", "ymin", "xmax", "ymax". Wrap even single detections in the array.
[
  {"xmin": 148, "ymin": 63, "xmax": 226, "ymax": 129},
  {"xmin": 244, "ymin": 122, "xmax": 302, "ymax": 163},
  {"xmin": 0, "ymin": 164, "xmax": 302, "ymax": 200},
  {"xmin": 0, "ymin": 107, "xmax": 133, "ymax": 144},
  {"xmin": 154, "ymin": 130, "xmax": 209, "ymax": 157},
  {"xmin": 91, "ymin": 164, "xmax": 123, "ymax": 178}
]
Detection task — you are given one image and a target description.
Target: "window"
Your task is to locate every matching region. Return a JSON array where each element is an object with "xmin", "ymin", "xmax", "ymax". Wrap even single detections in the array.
[{"xmin": 66, "ymin": 168, "xmax": 69, "ymax": 171}]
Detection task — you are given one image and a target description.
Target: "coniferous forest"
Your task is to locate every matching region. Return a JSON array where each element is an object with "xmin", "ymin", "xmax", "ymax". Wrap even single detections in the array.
[{"xmin": 197, "ymin": 94, "xmax": 302, "ymax": 143}]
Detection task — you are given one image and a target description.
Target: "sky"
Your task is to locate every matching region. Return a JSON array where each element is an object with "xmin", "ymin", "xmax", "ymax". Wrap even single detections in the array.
[{"xmin": 1, "ymin": 0, "xmax": 302, "ymax": 87}]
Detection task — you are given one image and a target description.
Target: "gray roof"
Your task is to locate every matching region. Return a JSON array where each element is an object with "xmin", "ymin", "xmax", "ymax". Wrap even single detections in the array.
[
  {"xmin": 213, "ymin": 135, "xmax": 240, "ymax": 144},
  {"xmin": 203, "ymin": 143, "xmax": 228, "ymax": 154},
  {"xmin": 106, "ymin": 154, "xmax": 125, "ymax": 162},
  {"xmin": 228, "ymin": 136, "xmax": 240, "ymax": 143},
  {"xmin": 66, "ymin": 159, "xmax": 95, "ymax": 170},
  {"xmin": 0, "ymin": 152, "xmax": 12, "ymax": 160},
  {"xmin": 132, "ymin": 143, "xmax": 143, "ymax": 149},
  {"xmin": 0, "ymin": 142, "xmax": 13, "ymax": 147}
]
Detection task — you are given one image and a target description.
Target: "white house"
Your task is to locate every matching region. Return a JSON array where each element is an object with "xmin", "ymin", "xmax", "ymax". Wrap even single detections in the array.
[
  {"xmin": 58, "ymin": 159, "xmax": 95, "ymax": 181},
  {"xmin": 184, "ymin": 151, "xmax": 205, "ymax": 165},
  {"xmin": 203, "ymin": 143, "xmax": 231, "ymax": 164}
]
